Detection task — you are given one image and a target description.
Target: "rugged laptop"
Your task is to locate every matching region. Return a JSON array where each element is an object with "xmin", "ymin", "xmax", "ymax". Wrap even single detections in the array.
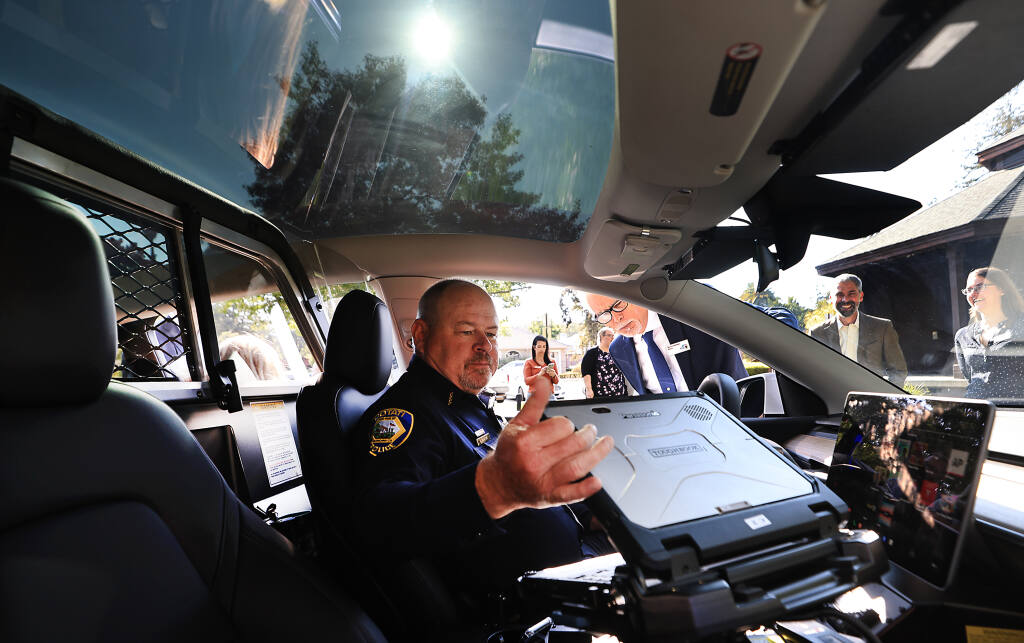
[{"xmin": 520, "ymin": 392, "xmax": 886, "ymax": 640}]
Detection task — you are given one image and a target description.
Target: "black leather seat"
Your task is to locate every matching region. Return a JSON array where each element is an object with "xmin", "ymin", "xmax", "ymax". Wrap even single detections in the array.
[
  {"xmin": 296, "ymin": 290, "xmax": 467, "ymax": 640},
  {"xmin": 297, "ymin": 289, "xmax": 393, "ymax": 530},
  {"xmin": 0, "ymin": 178, "xmax": 386, "ymax": 643}
]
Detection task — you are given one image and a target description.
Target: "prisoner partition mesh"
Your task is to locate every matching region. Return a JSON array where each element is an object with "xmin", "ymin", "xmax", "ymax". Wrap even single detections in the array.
[{"xmin": 82, "ymin": 205, "xmax": 194, "ymax": 381}]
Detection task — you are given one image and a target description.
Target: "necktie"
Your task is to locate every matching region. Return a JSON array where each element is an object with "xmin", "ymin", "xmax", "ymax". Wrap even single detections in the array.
[{"xmin": 643, "ymin": 330, "xmax": 676, "ymax": 393}]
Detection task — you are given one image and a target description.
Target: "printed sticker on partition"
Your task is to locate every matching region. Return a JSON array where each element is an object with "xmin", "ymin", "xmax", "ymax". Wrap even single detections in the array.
[{"xmin": 251, "ymin": 400, "xmax": 303, "ymax": 487}]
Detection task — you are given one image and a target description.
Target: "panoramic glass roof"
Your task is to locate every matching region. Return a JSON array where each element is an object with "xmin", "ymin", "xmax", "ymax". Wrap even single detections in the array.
[{"xmin": 0, "ymin": 0, "xmax": 614, "ymax": 242}]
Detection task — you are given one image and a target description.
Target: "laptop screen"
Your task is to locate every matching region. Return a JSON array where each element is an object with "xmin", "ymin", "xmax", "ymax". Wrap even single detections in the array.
[
  {"xmin": 826, "ymin": 393, "xmax": 994, "ymax": 589},
  {"xmin": 552, "ymin": 394, "xmax": 814, "ymax": 530}
]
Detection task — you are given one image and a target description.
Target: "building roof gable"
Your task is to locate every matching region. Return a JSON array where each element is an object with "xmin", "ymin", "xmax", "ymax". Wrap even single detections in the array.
[{"xmin": 820, "ymin": 166, "xmax": 1024, "ymax": 269}]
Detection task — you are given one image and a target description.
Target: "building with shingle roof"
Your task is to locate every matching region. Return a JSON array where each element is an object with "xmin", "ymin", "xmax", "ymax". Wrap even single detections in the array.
[{"xmin": 816, "ymin": 133, "xmax": 1024, "ymax": 377}]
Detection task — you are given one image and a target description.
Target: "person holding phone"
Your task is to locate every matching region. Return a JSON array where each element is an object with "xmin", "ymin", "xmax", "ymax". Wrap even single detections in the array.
[{"xmin": 523, "ymin": 334, "xmax": 559, "ymax": 398}]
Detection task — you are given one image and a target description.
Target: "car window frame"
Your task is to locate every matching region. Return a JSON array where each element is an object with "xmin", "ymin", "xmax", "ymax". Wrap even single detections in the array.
[{"xmin": 9, "ymin": 138, "xmax": 328, "ymax": 400}]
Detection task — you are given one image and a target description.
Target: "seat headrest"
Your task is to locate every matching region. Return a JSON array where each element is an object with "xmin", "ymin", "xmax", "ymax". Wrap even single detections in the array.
[
  {"xmin": 324, "ymin": 290, "xmax": 393, "ymax": 395},
  {"xmin": 0, "ymin": 178, "xmax": 116, "ymax": 406}
]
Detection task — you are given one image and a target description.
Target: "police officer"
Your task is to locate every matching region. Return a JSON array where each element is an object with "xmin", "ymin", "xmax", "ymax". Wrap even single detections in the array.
[{"xmin": 351, "ymin": 279, "xmax": 614, "ymax": 594}]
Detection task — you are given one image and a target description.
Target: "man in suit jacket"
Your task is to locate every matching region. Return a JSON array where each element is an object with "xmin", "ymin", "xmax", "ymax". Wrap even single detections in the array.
[
  {"xmin": 584, "ymin": 293, "xmax": 747, "ymax": 395},
  {"xmin": 809, "ymin": 274, "xmax": 908, "ymax": 387}
]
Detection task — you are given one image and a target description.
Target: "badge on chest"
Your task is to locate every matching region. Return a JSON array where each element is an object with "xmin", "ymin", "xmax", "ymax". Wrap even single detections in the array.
[{"xmin": 666, "ymin": 339, "xmax": 690, "ymax": 355}]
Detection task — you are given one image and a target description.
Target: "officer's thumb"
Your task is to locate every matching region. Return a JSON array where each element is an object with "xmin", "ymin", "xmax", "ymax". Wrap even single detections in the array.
[{"xmin": 512, "ymin": 378, "xmax": 551, "ymax": 428}]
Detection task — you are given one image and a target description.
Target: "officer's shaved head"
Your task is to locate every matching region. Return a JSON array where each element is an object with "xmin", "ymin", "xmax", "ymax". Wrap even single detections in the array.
[{"xmin": 419, "ymin": 279, "xmax": 479, "ymax": 327}]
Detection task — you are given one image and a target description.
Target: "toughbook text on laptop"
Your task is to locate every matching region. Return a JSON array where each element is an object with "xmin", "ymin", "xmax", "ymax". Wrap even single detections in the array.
[{"xmin": 519, "ymin": 392, "xmax": 887, "ymax": 640}]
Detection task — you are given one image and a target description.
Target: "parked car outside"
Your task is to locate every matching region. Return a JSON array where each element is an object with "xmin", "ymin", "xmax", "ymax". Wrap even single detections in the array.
[{"xmin": 487, "ymin": 359, "xmax": 563, "ymax": 401}]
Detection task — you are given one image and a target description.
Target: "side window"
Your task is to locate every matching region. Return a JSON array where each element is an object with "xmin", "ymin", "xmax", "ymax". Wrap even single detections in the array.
[
  {"xmin": 312, "ymin": 282, "xmax": 374, "ymax": 324},
  {"xmin": 83, "ymin": 203, "xmax": 197, "ymax": 382},
  {"xmin": 202, "ymin": 242, "xmax": 319, "ymax": 385}
]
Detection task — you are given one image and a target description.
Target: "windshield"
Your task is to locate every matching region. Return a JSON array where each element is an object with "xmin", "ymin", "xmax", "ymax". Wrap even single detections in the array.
[
  {"xmin": 0, "ymin": 0, "xmax": 613, "ymax": 243},
  {"xmin": 708, "ymin": 83, "xmax": 1024, "ymax": 409}
]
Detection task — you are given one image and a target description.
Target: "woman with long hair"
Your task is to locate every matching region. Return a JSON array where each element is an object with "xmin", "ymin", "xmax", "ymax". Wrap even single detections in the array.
[
  {"xmin": 523, "ymin": 334, "xmax": 559, "ymax": 397},
  {"xmin": 954, "ymin": 266, "xmax": 1024, "ymax": 399}
]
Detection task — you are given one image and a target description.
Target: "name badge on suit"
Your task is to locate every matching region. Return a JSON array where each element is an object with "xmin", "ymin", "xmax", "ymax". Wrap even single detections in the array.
[{"xmin": 666, "ymin": 339, "xmax": 690, "ymax": 355}]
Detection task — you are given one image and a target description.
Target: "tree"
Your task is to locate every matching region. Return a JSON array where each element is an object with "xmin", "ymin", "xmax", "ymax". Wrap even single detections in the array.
[
  {"xmin": 739, "ymin": 283, "xmax": 815, "ymax": 329},
  {"xmin": 452, "ymin": 113, "xmax": 539, "ymax": 207},
  {"xmin": 957, "ymin": 80, "xmax": 1024, "ymax": 190},
  {"xmin": 783, "ymin": 296, "xmax": 811, "ymax": 327},
  {"xmin": 246, "ymin": 42, "xmax": 586, "ymax": 242},
  {"xmin": 559, "ymin": 288, "xmax": 601, "ymax": 347},
  {"xmin": 739, "ymin": 282, "xmax": 782, "ymax": 308},
  {"xmin": 528, "ymin": 318, "xmax": 562, "ymax": 339},
  {"xmin": 803, "ymin": 294, "xmax": 833, "ymax": 330},
  {"xmin": 476, "ymin": 279, "xmax": 528, "ymax": 308}
]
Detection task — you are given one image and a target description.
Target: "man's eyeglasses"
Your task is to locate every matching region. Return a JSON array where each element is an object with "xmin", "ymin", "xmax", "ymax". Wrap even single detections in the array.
[
  {"xmin": 595, "ymin": 299, "xmax": 628, "ymax": 323},
  {"xmin": 962, "ymin": 283, "xmax": 994, "ymax": 296}
]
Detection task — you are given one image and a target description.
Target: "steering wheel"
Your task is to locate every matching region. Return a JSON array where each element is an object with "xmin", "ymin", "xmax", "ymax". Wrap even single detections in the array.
[
  {"xmin": 698, "ymin": 373, "xmax": 800, "ymax": 465},
  {"xmin": 697, "ymin": 372, "xmax": 741, "ymax": 417}
]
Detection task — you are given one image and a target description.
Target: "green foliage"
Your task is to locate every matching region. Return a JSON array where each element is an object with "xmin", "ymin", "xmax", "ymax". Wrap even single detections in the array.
[
  {"xmin": 901, "ymin": 382, "xmax": 931, "ymax": 396},
  {"xmin": 559, "ymin": 288, "xmax": 601, "ymax": 346},
  {"xmin": 476, "ymin": 279, "xmax": 528, "ymax": 308},
  {"xmin": 212, "ymin": 291, "xmax": 316, "ymax": 371},
  {"xmin": 453, "ymin": 113, "xmax": 540, "ymax": 207},
  {"xmin": 743, "ymin": 361, "xmax": 772, "ymax": 376},
  {"xmin": 803, "ymin": 295, "xmax": 834, "ymax": 331},
  {"xmin": 739, "ymin": 283, "xmax": 782, "ymax": 308},
  {"xmin": 316, "ymin": 281, "xmax": 371, "ymax": 319},
  {"xmin": 739, "ymin": 283, "xmax": 816, "ymax": 330},
  {"xmin": 783, "ymin": 296, "xmax": 810, "ymax": 326},
  {"xmin": 213, "ymin": 292, "xmax": 284, "ymax": 338},
  {"xmin": 528, "ymin": 319, "xmax": 562, "ymax": 339}
]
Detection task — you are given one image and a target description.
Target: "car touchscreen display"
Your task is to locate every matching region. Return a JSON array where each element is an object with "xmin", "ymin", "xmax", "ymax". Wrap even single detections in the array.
[{"xmin": 827, "ymin": 393, "xmax": 994, "ymax": 589}]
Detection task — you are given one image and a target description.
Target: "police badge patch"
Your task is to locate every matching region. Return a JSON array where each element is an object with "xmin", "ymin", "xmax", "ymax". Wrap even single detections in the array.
[{"xmin": 369, "ymin": 408, "xmax": 414, "ymax": 455}]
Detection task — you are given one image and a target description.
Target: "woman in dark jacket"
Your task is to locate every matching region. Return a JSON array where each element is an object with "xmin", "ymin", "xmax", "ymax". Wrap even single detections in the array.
[{"xmin": 954, "ymin": 266, "xmax": 1024, "ymax": 400}]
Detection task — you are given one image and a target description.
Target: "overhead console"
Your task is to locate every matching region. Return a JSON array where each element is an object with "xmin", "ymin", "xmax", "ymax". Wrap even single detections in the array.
[
  {"xmin": 615, "ymin": 0, "xmax": 826, "ymax": 188},
  {"xmin": 585, "ymin": 0, "xmax": 827, "ymax": 283}
]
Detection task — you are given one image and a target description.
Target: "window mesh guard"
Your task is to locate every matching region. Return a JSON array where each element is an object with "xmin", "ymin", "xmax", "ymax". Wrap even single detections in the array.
[{"xmin": 82, "ymin": 206, "xmax": 195, "ymax": 381}]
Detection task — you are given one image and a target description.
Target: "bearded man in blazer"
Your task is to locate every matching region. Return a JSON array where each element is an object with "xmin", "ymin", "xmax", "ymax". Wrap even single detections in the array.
[
  {"xmin": 584, "ymin": 293, "xmax": 747, "ymax": 395},
  {"xmin": 809, "ymin": 273, "xmax": 908, "ymax": 387}
]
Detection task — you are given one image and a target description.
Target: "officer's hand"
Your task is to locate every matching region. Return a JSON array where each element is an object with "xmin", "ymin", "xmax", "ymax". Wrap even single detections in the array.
[{"xmin": 475, "ymin": 378, "xmax": 614, "ymax": 519}]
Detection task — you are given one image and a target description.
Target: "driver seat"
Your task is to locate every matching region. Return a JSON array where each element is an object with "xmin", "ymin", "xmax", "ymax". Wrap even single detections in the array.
[
  {"xmin": 296, "ymin": 290, "xmax": 463, "ymax": 639},
  {"xmin": 0, "ymin": 178, "xmax": 385, "ymax": 642}
]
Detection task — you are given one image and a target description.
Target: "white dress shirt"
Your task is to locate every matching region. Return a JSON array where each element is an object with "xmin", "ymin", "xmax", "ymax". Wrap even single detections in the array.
[
  {"xmin": 631, "ymin": 314, "xmax": 688, "ymax": 394},
  {"xmin": 837, "ymin": 314, "xmax": 860, "ymax": 362}
]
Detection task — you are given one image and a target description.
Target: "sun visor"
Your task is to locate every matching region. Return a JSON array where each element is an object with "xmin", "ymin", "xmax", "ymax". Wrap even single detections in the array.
[
  {"xmin": 667, "ymin": 175, "xmax": 920, "ymax": 282},
  {"xmin": 615, "ymin": 0, "xmax": 825, "ymax": 188},
  {"xmin": 585, "ymin": 219, "xmax": 682, "ymax": 282},
  {"xmin": 784, "ymin": 0, "xmax": 1024, "ymax": 175}
]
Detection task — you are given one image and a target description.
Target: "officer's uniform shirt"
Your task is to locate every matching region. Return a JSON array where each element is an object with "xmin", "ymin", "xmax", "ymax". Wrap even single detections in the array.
[{"xmin": 352, "ymin": 357, "xmax": 587, "ymax": 592}]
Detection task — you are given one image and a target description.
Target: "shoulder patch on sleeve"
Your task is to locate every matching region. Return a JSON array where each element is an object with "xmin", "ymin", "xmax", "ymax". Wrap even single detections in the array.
[{"xmin": 369, "ymin": 408, "xmax": 414, "ymax": 456}]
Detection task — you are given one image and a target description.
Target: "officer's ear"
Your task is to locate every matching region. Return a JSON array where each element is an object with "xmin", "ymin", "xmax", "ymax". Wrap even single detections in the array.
[{"xmin": 411, "ymin": 318, "xmax": 429, "ymax": 352}]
